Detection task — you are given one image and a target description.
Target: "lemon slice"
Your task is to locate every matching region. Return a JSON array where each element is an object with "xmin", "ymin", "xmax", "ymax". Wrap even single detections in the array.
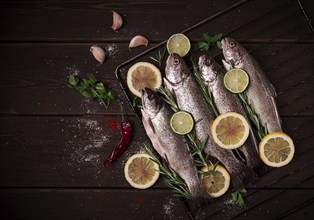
[
  {"xmin": 223, "ymin": 68, "xmax": 249, "ymax": 93},
  {"xmin": 166, "ymin": 33, "xmax": 191, "ymax": 57},
  {"xmin": 211, "ymin": 112, "xmax": 250, "ymax": 149},
  {"xmin": 127, "ymin": 62, "xmax": 162, "ymax": 97},
  {"xmin": 259, "ymin": 132, "xmax": 295, "ymax": 167},
  {"xmin": 170, "ymin": 111, "xmax": 194, "ymax": 135},
  {"xmin": 124, "ymin": 153, "xmax": 160, "ymax": 189},
  {"xmin": 201, "ymin": 164, "xmax": 230, "ymax": 198}
]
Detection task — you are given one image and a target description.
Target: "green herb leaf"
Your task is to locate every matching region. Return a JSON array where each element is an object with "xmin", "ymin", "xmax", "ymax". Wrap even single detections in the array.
[
  {"xmin": 68, "ymin": 75, "xmax": 78, "ymax": 87},
  {"xmin": 67, "ymin": 74, "xmax": 116, "ymax": 109},
  {"xmin": 216, "ymin": 41, "xmax": 222, "ymax": 49},
  {"xmin": 231, "ymin": 188, "xmax": 246, "ymax": 207},
  {"xmin": 132, "ymin": 96, "xmax": 142, "ymax": 107},
  {"xmin": 87, "ymin": 74, "xmax": 97, "ymax": 84},
  {"xmin": 198, "ymin": 33, "xmax": 223, "ymax": 50},
  {"xmin": 197, "ymin": 42, "xmax": 210, "ymax": 51}
]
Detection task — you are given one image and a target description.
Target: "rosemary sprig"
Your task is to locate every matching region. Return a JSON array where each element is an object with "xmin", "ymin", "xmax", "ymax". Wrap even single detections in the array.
[
  {"xmin": 158, "ymin": 86, "xmax": 211, "ymax": 169},
  {"xmin": 145, "ymin": 146, "xmax": 191, "ymax": 199},
  {"xmin": 227, "ymin": 60, "xmax": 268, "ymax": 140},
  {"xmin": 238, "ymin": 92, "xmax": 268, "ymax": 140},
  {"xmin": 150, "ymin": 48, "xmax": 166, "ymax": 67},
  {"xmin": 157, "ymin": 86, "xmax": 180, "ymax": 112},
  {"xmin": 190, "ymin": 58, "xmax": 219, "ymax": 117}
]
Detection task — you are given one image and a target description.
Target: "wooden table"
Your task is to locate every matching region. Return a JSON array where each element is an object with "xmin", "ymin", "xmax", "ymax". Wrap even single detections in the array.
[{"xmin": 0, "ymin": 0, "xmax": 313, "ymax": 219}]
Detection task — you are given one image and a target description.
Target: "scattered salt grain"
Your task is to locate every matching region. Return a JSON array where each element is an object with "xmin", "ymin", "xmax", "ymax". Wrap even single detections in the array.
[
  {"xmin": 65, "ymin": 65, "xmax": 80, "ymax": 76},
  {"xmin": 163, "ymin": 197, "xmax": 175, "ymax": 218},
  {"xmin": 66, "ymin": 118, "xmax": 111, "ymax": 166},
  {"xmin": 105, "ymin": 44, "xmax": 118, "ymax": 56}
]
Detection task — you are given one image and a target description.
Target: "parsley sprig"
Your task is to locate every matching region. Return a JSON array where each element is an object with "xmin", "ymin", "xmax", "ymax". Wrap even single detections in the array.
[
  {"xmin": 198, "ymin": 33, "xmax": 223, "ymax": 50},
  {"xmin": 231, "ymin": 188, "xmax": 247, "ymax": 207},
  {"xmin": 67, "ymin": 74, "xmax": 116, "ymax": 109}
]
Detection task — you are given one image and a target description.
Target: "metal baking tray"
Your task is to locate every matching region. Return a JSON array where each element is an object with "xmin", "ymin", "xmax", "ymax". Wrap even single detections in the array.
[{"xmin": 114, "ymin": 1, "xmax": 249, "ymax": 219}]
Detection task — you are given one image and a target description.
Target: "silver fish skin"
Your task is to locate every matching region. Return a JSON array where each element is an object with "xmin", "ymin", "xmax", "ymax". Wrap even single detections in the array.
[
  {"xmin": 141, "ymin": 88, "xmax": 208, "ymax": 199},
  {"xmin": 221, "ymin": 37, "xmax": 282, "ymax": 133},
  {"xmin": 165, "ymin": 53, "xmax": 255, "ymax": 187},
  {"xmin": 199, "ymin": 54, "xmax": 266, "ymax": 175}
]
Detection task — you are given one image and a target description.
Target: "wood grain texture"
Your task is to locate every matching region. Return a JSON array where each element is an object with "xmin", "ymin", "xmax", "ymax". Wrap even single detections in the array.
[{"xmin": 0, "ymin": 189, "xmax": 191, "ymax": 220}]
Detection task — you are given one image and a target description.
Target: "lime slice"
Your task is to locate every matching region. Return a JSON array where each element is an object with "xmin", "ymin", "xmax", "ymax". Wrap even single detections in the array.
[
  {"xmin": 201, "ymin": 164, "xmax": 230, "ymax": 198},
  {"xmin": 259, "ymin": 132, "xmax": 295, "ymax": 167},
  {"xmin": 127, "ymin": 62, "xmax": 162, "ymax": 97},
  {"xmin": 223, "ymin": 68, "xmax": 249, "ymax": 93},
  {"xmin": 170, "ymin": 111, "xmax": 194, "ymax": 135},
  {"xmin": 124, "ymin": 153, "xmax": 160, "ymax": 189},
  {"xmin": 166, "ymin": 33, "xmax": 191, "ymax": 57},
  {"xmin": 211, "ymin": 112, "xmax": 250, "ymax": 149}
]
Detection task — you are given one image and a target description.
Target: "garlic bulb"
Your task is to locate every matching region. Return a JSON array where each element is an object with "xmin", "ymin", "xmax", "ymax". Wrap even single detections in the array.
[
  {"xmin": 129, "ymin": 35, "xmax": 149, "ymax": 49},
  {"xmin": 111, "ymin": 11, "xmax": 123, "ymax": 31},
  {"xmin": 90, "ymin": 45, "xmax": 105, "ymax": 64}
]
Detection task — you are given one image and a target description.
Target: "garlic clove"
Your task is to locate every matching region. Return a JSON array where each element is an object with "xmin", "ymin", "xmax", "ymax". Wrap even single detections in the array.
[
  {"xmin": 90, "ymin": 45, "xmax": 105, "ymax": 64},
  {"xmin": 129, "ymin": 35, "xmax": 149, "ymax": 49},
  {"xmin": 111, "ymin": 11, "xmax": 123, "ymax": 31}
]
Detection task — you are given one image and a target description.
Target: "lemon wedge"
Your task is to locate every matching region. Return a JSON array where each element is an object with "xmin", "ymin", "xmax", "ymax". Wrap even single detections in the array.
[
  {"xmin": 124, "ymin": 153, "xmax": 160, "ymax": 189},
  {"xmin": 259, "ymin": 132, "xmax": 295, "ymax": 167},
  {"xmin": 201, "ymin": 164, "xmax": 230, "ymax": 198},
  {"xmin": 211, "ymin": 112, "xmax": 250, "ymax": 149},
  {"xmin": 127, "ymin": 62, "xmax": 162, "ymax": 97}
]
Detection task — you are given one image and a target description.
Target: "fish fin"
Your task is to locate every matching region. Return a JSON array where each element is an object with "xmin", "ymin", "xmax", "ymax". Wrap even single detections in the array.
[
  {"xmin": 163, "ymin": 77, "xmax": 173, "ymax": 90},
  {"xmin": 253, "ymin": 161, "xmax": 268, "ymax": 176},
  {"xmin": 269, "ymin": 83, "xmax": 277, "ymax": 97},
  {"xmin": 270, "ymin": 96, "xmax": 282, "ymax": 130},
  {"xmin": 164, "ymin": 77, "xmax": 180, "ymax": 91},
  {"xmin": 163, "ymin": 77, "xmax": 178, "ymax": 101},
  {"xmin": 231, "ymin": 165, "xmax": 257, "ymax": 188},
  {"xmin": 222, "ymin": 59, "xmax": 231, "ymax": 71},
  {"xmin": 141, "ymin": 110, "xmax": 167, "ymax": 160}
]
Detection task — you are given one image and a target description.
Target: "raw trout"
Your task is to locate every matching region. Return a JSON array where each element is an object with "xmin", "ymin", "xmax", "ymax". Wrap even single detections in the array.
[
  {"xmin": 221, "ymin": 37, "xmax": 282, "ymax": 133},
  {"xmin": 199, "ymin": 54, "xmax": 266, "ymax": 175},
  {"xmin": 165, "ymin": 53, "xmax": 255, "ymax": 187},
  {"xmin": 141, "ymin": 88, "xmax": 208, "ymax": 199}
]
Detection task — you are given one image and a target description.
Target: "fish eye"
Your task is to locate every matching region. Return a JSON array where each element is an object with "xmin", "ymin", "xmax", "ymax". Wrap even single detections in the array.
[
  {"xmin": 174, "ymin": 59, "xmax": 180, "ymax": 65},
  {"xmin": 230, "ymin": 41, "xmax": 236, "ymax": 48},
  {"xmin": 148, "ymin": 93, "xmax": 154, "ymax": 99},
  {"xmin": 205, "ymin": 59, "xmax": 212, "ymax": 66}
]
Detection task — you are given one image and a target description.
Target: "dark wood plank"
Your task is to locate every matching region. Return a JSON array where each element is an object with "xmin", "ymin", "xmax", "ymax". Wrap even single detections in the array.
[
  {"xmin": 0, "ymin": 0, "xmax": 239, "ymax": 42},
  {"xmin": 0, "ymin": 115, "xmax": 156, "ymax": 188},
  {"xmin": 0, "ymin": 189, "xmax": 192, "ymax": 220},
  {"xmin": 0, "ymin": 116, "xmax": 312, "ymax": 188},
  {"xmin": 1, "ymin": 0, "xmax": 311, "ymax": 43},
  {"xmin": 192, "ymin": 178, "xmax": 314, "ymax": 219},
  {"xmin": 0, "ymin": 43, "xmax": 313, "ymax": 116},
  {"xmin": 280, "ymin": 198, "xmax": 314, "ymax": 220}
]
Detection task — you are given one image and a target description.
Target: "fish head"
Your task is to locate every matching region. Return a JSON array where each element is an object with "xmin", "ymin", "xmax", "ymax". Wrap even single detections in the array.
[
  {"xmin": 165, "ymin": 53, "xmax": 189, "ymax": 85},
  {"xmin": 198, "ymin": 54, "xmax": 219, "ymax": 85},
  {"xmin": 141, "ymin": 88, "xmax": 162, "ymax": 118},
  {"xmin": 221, "ymin": 37, "xmax": 245, "ymax": 67}
]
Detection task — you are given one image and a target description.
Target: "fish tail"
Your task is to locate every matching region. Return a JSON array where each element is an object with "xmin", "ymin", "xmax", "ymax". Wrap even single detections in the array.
[
  {"xmin": 230, "ymin": 165, "xmax": 257, "ymax": 188},
  {"xmin": 252, "ymin": 160, "xmax": 268, "ymax": 176},
  {"xmin": 238, "ymin": 145, "xmax": 268, "ymax": 177}
]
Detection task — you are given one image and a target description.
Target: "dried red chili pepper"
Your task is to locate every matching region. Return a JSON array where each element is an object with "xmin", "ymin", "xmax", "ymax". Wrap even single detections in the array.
[{"xmin": 104, "ymin": 103, "xmax": 132, "ymax": 166}]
